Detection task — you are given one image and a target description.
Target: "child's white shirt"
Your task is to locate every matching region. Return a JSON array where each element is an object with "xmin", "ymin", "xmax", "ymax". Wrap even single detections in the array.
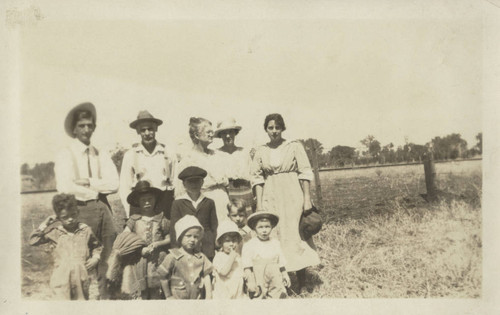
[{"xmin": 241, "ymin": 237, "xmax": 287, "ymax": 269}]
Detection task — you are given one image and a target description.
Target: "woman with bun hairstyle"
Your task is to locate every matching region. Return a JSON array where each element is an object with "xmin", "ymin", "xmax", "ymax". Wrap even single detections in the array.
[{"xmin": 251, "ymin": 113, "xmax": 320, "ymax": 294}]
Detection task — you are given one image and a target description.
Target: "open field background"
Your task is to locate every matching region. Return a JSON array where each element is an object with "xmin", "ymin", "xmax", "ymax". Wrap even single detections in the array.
[{"xmin": 21, "ymin": 160, "xmax": 481, "ymax": 299}]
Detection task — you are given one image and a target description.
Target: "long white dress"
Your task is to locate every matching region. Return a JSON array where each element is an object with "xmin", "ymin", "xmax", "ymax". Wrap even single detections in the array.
[{"xmin": 251, "ymin": 140, "xmax": 321, "ymax": 272}]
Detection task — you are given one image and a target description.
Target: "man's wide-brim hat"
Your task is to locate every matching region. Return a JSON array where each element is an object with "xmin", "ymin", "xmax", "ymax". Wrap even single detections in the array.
[
  {"xmin": 247, "ymin": 211, "xmax": 279, "ymax": 230},
  {"xmin": 64, "ymin": 102, "xmax": 96, "ymax": 138},
  {"xmin": 129, "ymin": 110, "xmax": 163, "ymax": 129},
  {"xmin": 127, "ymin": 180, "xmax": 163, "ymax": 207},
  {"xmin": 214, "ymin": 118, "xmax": 242, "ymax": 138}
]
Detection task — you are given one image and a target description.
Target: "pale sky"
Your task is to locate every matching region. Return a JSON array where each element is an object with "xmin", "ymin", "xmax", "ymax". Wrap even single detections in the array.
[{"xmin": 18, "ymin": 2, "xmax": 483, "ymax": 165}]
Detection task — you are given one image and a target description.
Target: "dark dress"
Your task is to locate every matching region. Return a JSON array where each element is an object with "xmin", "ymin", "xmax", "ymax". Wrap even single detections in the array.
[{"xmin": 169, "ymin": 196, "xmax": 218, "ymax": 260}]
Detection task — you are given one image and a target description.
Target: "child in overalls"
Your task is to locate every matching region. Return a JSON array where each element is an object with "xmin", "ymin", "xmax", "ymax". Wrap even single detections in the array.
[
  {"xmin": 212, "ymin": 220, "xmax": 246, "ymax": 299},
  {"xmin": 29, "ymin": 193, "xmax": 103, "ymax": 300},
  {"xmin": 157, "ymin": 215, "xmax": 213, "ymax": 299},
  {"xmin": 242, "ymin": 211, "xmax": 290, "ymax": 299},
  {"xmin": 123, "ymin": 180, "xmax": 171, "ymax": 299}
]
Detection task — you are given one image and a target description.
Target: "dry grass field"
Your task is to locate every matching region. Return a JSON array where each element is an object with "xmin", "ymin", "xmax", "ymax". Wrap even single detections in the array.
[{"xmin": 21, "ymin": 160, "xmax": 482, "ymax": 299}]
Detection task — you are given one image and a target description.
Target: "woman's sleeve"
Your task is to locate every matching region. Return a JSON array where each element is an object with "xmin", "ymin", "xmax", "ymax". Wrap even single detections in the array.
[
  {"xmin": 250, "ymin": 147, "xmax": 265, "ymax": 188},
  {"xmin": 295, "ymin": 142, "xmax": 314, "ymax": 181}
]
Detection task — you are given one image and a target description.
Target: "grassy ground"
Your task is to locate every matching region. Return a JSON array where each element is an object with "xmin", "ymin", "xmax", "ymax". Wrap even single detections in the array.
[{"xmin": 21, "ymin": 160, "xmax": 481, "ymax": 299}]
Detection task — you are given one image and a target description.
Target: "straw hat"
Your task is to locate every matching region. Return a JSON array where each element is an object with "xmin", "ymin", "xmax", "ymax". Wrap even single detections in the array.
[
  {"xmin": 126, "ymin": 180, "xmax": 163, "ymax": 208},
  {"xmin": 175, "ymin": 215, "xmax": 204, "ymax": 244},
  {"xmin": 214, "ymin": 118, "xmax": 242, "ymax": 138},
  {"xmin": 129, "ymin": 110, "xmax": 163, "ymax": 129},
  {"xmin": 247, "ymin": 211, "xmax": 279, "ymax": 230},
  {"xmin": 64, "ymin": 102, "xmax": 96, "ymax": 138},
  {"xmin": 216, "ymin": 220, "xmax": 242, "ymax": 246}
]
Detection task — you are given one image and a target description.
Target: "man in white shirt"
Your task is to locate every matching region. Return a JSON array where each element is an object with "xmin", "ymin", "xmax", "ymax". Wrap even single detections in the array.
[
  {"xmin": 119, "ymin": 110, "xmax": 176, "ymax": 219},
  {"xmin": 55, "ymin": 102, "xmax": 119, "ymax": 299}
]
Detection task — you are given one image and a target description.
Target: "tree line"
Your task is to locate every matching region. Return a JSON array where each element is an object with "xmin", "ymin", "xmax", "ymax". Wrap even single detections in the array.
[{"xmin": 301, "ymin": 132, "xmax": 482, "ymax": 168}]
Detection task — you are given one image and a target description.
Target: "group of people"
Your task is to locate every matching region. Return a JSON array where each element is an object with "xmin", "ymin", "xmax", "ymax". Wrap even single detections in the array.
[{"xmin": 29, "ymin": 102, "xmax": 321, "ymax": 300}]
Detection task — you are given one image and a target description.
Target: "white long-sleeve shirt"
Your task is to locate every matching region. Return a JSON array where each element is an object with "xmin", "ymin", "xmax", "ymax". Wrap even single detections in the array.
[
  {"xmin": 55, "ymin": 138, "xmax": 119, "ymax": 201},
  {"xmin": 119, "ymin": 142, "xmax": 177, "ymax": 217}
]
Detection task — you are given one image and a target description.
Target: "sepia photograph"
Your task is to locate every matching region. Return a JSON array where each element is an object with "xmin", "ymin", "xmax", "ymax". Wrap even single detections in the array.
[{"xmin": 2, "ymin": 0, "xmax": 500, "ymax": 314}]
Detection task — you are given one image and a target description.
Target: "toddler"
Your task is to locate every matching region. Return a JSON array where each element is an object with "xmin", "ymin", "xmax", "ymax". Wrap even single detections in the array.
[
  {"xmin": 241, "ymin": 211, "xmax": 290, "ymax": 299},
  {"xmin": 157, "ymin": 215, "xmax": 213, "ymax": 299},
  {"xmin": 212, "ymin": 220, "xmax": 246, "ymax": 299}
]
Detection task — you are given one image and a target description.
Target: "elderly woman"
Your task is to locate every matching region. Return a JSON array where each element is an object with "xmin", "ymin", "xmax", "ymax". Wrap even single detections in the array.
[
  {"xmin": 175, "ymin": 117, "xmax": 230, "ymax": 223},
  {"xmin": 214, "ymin": 118, "xmax": 254, "ymax": 214},
  {"xmin": 251, "ymin": 113, "xmax": 320, "ymax": 294}
]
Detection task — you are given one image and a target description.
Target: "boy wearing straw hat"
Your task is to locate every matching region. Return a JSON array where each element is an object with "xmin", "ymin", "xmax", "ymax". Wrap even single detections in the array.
[
  {"xmin": 55, "ymin": 102, "xmax": 119, "ymax": 299},
  {"xmin": 119, "ymin": 110, "xmax": 177, "ymax": 219},
  {"xmin": 242, "ymin": 211, "xmax": 290, "ymax": 299}
]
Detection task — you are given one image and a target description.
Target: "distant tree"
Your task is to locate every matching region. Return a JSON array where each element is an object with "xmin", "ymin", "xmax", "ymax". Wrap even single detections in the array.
[
  {"xmin": 329, "ymin": 145, "xmax": 356, "ymax": 167},
  {"xmin": 20, "ymin": 163, "xmax": 30, "ymax": 175},
  {"xmin": 301, "ymin": 138, "xmax": 324, "ymax": 167},
  {"xmin": 360, "ymin": 135, "xmax": 381, "ymax": 162},
  {"xmin": 475, "ymin": 132, "xmax": 482, "ymax": 155},
  {"xmin": 110, "ymin": 144, "xmax": 128, "ymax": 174},
  {"xmin": 431, "ymin": 133, "xmax": 468, "ymax": 160}
]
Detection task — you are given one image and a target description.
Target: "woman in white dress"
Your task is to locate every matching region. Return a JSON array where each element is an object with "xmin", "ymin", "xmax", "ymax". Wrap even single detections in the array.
[{"xmin": 251, "ymin": 113, "xmax": 321, "ymax": 294}]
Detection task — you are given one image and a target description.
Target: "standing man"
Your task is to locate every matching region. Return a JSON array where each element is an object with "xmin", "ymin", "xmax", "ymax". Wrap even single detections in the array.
[
  {"xmin": 55, "ymin": 102, "xmax": 119, "ymax": 299},
  {"xmin": 119, "ymin": 110, "xmax": 176, "ymax": 219}
]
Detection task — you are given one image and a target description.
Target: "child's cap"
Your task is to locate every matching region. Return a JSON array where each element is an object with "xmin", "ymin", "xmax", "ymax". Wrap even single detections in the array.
[
  {"xmin": 216, "ymin": 220, "xmax": 242, "ymax": 246},
  {"xmin": 178, "ymin": 166, "xmax": 208, "ymax": 181},
  {"xmin": 175, "ymin": 215, "xmax": 204, "ymax": 243},
  {"xmin": 247, "ymin": 211, "xmax": 279, "ymax": 230}
]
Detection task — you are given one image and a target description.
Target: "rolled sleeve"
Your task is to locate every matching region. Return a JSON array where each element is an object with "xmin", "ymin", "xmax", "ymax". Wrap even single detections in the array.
[
  {"xmin": 250, "ymin": 148, "xmax": 265, "ymax": 188},
  {"xmin": 295, "ymin": 142, "xmax": 314, "ymax": 181}
]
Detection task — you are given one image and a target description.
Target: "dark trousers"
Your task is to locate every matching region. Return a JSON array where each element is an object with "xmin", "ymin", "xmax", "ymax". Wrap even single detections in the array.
[{"xmin": 77, "ymin": 198, "xmax": 117, "ymax": 299}]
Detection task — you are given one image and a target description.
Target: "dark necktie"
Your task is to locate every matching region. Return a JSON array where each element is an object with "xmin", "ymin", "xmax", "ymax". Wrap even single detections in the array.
[{"xmin": 86, "ymin": 148, "xmax": 93, "ymax": 178}]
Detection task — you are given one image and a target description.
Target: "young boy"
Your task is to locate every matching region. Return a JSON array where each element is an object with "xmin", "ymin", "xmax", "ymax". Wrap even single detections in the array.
[
  {"xmin": 241, "ymin": 211, "xmax": 290, "ymax": 299},
  {"xmin": 169, "ymin": 166, "xmax": 218, "ymax": 261},
  {"xmin": 29, "ymin": 193, "xmax": 103, "ymax": 300},
  {"xmin": 227, "ymin": 199, "xmax": 252, "ymax": 252},
  {"xmin": 122, "ymin": 180, "xmax": 171, "ymax": 299},
  {"xmin": 157, "ymin": 215, "xmax": 213, "ymax": 299}
]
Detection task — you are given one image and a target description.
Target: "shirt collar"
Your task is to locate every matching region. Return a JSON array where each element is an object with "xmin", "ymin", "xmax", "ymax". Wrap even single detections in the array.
[
  {"xmin": 56, "ymin": 222, "xmax": 85, "ymax": 234},
  {"xmin": 71, "ymin": 138, "xmax": 95, "ymax": 154},
  {"xmin": 179, "ymin": 247, "xmax": 202, "ymax": 259},
  {"xmin": 176, "ymin": 193, "xmax": 206, "ymax": 203},
  {"xmin": 134, "ymin": 142, "xmax": 165, "ymax": 155}
]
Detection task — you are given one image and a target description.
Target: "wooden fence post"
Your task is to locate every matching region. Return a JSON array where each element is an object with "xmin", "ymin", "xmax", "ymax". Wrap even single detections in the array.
[
  {"xmin": 311, "ymin": 141, "xmax": 323, "ymax": 208},
  {"xmin": 423, "ymin": 152, "xmax": 437, "ymax": 201}
]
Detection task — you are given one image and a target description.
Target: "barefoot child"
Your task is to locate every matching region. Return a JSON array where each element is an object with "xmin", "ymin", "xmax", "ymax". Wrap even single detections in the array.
[
  {"xmin": 123, "ymin": 180, "xmax": 171, "ymax": 299},
  {"xmin": 29, "ymin": 193, "xmax": 103, "ymax": 300},
  {"xmin": 170, "ymin": 166, "xmax": 218, "ymax": 261},
  {"xmin": 242, "ymin": 211, "xmax": 290, "ymax": 299},
  {"xmin": 212, "ymin": 220, "xmax": 246, "ymax": 299},
  {"xmin": 157, "ymin": 215, "xmax": 213, "ymax": 299}
]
